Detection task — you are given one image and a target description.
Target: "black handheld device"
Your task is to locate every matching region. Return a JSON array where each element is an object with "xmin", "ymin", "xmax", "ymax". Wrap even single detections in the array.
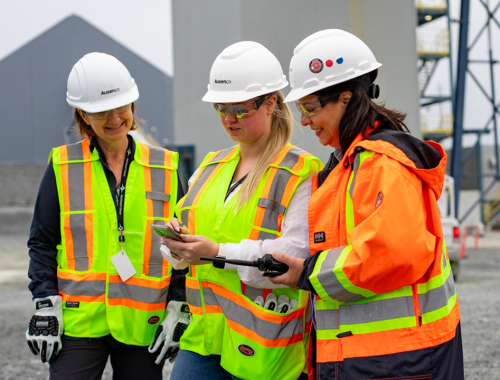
[
  {"xmin": 150, "ymin": 224, "xmax": 183, "ymax": 241},
  {"xmin": 199, "ymin": 254, "xmax": 288, "ymax": 277}
]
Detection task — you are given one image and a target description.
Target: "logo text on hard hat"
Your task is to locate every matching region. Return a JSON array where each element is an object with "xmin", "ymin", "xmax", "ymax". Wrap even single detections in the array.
[
  {"xmin": 215, "ymin": 79, "xmax": 232, "ymax": 84},
  {"xmin": 309, "ymin": 59, "xmax": 324, "ymax": 74},
  {"xmin": 238, "ymin": 344, "xmax": 255, "ymax": 357},
  {"xmin": 101, "ymin": 88, "xmax": 120, "ymax": 96}
]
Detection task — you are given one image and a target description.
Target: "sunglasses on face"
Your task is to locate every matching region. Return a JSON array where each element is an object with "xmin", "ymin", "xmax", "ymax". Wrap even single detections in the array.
[
  {"xmin": 214, "ymin": 94, "xmax": 271, "ymax": 119},
  {"xmin": 295, "ymin": 94, "xmax": 338, "ymax": 117},
  {"xmin": 84, "ymin": 104, "xmax": 131, "ymax": 120}
]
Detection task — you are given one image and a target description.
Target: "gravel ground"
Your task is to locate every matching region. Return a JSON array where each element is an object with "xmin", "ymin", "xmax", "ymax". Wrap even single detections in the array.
[{"xmin": 0, "ymin": 231, "xmax": 499, "ymax": 379}]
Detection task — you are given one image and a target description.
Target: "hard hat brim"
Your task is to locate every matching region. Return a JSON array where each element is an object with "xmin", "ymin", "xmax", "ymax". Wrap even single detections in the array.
[{"xmin": 202, "ymin": 83, "xmax": 288, "ymax": 104}]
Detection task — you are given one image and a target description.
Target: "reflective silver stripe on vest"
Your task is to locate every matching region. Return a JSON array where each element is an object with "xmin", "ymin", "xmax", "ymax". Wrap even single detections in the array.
[
  {"xmin": 257, "ymin": 168, "xmax": 292, "ymax": 240},
  {"xmin": 256, "ymin": 147, "xmax": 305, "ymax": 240},
  {"xmin": 66, "ymin": 142, "xmax": 89, "ymax": 271},
  {"xmin": 442, "ymin": 247, "xmax": 447, "ymax": 269},
  {"xmin": 108, "ymin": 282, "xmax": 169, "ymax": 305},
  {"xmin": 349, "ymin": 153, "xmax": 361, "ymax": 199},
  {"xmin": 144, "ymin": 146, "xmax": 171, "ymax": 278},
  {"xmin": 243, "ymin": 285, "xmax": 266, "ymax": 301},
  {"xmin": 419, "ymin": 268, "xmax": 455, "ymax": 315},
  {"xmin": 203, "ymin": 287, "xmax": 304, "ymax": 340},
  {"xmin": 208, "ymin": 147, "xmax": 234, "ymax": 164},
  {"xmin": 316, "ymin": 293, "xmax": 414, "ymax": 331},
  {"xmin": 186, "ymin": 286, "xmax": 203, "ymax": 308},
  {"xmin": 58, "ymin": 278, "xmax": 105, "ymax": 297},
  {"xmin": 278, "ymin": 147, "xmax": 305, "ymax": 169},
  {"xmin": 316, "ymin": 246, "xmax": 366, "ymax": 302},
  {"xmin": 180, "ymin": 163, "xmax": 219, "ymax": 224},
  {"xmin": 146, "ymin": 146, "xmax": 170, "ymax": 218}
]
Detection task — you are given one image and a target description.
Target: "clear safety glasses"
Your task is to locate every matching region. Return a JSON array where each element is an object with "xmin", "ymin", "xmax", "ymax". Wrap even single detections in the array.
[
  {"xmin": 84, "ymin": 104, "xmax": 131, "ymax": 119},
  {"xmin": 214, "ymin": 94, "xmax": 270, "ymax": 119},
  {"xmin": 295, "ymin": 94, "xmax": 338, "ymax": 117}
]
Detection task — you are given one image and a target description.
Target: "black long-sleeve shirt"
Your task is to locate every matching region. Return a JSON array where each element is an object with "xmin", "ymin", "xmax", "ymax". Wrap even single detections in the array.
[{"xmin": 27, "ymin": 136, "xmax": 186, "ymax": 301}]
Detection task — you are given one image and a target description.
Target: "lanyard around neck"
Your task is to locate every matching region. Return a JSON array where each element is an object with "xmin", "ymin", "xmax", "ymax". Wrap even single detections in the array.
[{"xmin": 114, "ymin": 146, "xmax": 132, "ymax": 246}]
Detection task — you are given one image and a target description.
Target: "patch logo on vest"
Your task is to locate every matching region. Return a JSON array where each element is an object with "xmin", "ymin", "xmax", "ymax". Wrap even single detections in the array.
[
  {"xmin": 314, "ymin": 231, "xmax": 326, "ymax": 243},
  {"xmin": 238, "ymin": 344, "xmax": 255, "ymax": 357},
  {"xmin": 375, "ymin": 192, "xmax": 383, "ymax": 210},
  {"xmin": 66, "ymin": 301, "xmax": 80, "ymax": 308},
  {"xmin": 148, "ymin": 316, "xmax": 160, "ymax": 325},
  {"xmin": 309, "ymin": 58, "xmax": 324, "ymax": 74}
]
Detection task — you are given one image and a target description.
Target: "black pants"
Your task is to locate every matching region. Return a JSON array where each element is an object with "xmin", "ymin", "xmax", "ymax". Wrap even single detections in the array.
[{"xmin": 49, "ymin": 334, "xmax": 163, "ymax": 380}]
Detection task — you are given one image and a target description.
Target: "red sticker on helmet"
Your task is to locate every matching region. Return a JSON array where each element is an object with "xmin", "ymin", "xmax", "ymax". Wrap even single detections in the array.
[
  {"xmin": 309, "ymin": 59, "xmax": 324, "ymax": 74},
  {"xmin": 325, "ymin": 60, "xmax": 333, "ymax": 67}
]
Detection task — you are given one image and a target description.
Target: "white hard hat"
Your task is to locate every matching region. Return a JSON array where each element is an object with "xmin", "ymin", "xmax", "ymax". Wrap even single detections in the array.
[
  {"xmin": 66, "ymin": 52, "xmax": 139, "ymax": 112},
  {"xmin": 284, "ymin": 29, "xmax": 382, "ymax": 103},
  {"xmin": 202, "ymin": 41, "xmax": 288, "ymax": 103}
]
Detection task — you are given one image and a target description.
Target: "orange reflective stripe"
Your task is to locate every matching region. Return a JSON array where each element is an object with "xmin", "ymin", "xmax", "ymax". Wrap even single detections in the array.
[
  {"xmin": 226, "ymin": 318, "xmax": 303, "ymax": 348},
  {"xmin": 59, "ymin": 145, "xmax": 76, "ymax": 270},
  {"xmin": 185, "ymin": 277, "xmax": 198, "ymax": 288},
  {"xmin": 316, "ymin": 302, "xmax": 460, "ymax": 362},
  {"xmin": 163, "ymin": 150, "xmax": 172, "ymax": 219},
  {"xmin": 107, "ymin": 297, "xmax": 166, "ymax": 312},
  {"xmin": 57, "ymin": 271, "xmax": 106, "ymax": 281},
  {"xmin": 205, "ymin": 304, "xmax": 222, "ymax": 314},
  {"xmin": 249, "ymin": 206, "xmax": 266, "ymax": 240},
  {"xmin": 59, "ymin": 291, "xmax": 105, "ymax": 303},
  {"xmin": 108, "ymin": 275, "xmax": 170, "ymax": 289},
  {"xmin": 189, "ymin": 305, "xmax": 204, "ymax": 315},
  {"xmin": 142, "ymin": 145, "xmax": 153, "ymax": 276}
]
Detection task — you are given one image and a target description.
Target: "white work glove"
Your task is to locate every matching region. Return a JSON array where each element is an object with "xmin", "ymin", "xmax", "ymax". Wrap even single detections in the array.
[
  {"xmin": 26, "ymin": 295, "xmax": 64, "ymax": 363},
  {"xmin": 255, "ymin": 293, "xmax": 299, "ymax": 313},
  {"xmin": 148, "ymin": 301, "xmax": 191, "ymax": 365}
]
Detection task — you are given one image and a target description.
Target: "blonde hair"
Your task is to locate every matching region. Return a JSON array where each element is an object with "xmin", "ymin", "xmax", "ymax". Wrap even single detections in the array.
[{"xmin": 237, "ymin": 91, "xmax": 293, "ymax": 208}]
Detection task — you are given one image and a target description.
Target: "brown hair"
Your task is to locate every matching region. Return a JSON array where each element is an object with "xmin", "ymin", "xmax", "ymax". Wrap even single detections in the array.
[
  {"xmin": 315, "ymin": 75, "xmax": 409, "ymax": 154},
  {"xmin": 237, "ymin": 90, "xmax": 293, "ymax": 208},
  {"xmin": 72, "ymin": 103, "xmax": 140, "ymax": 137}
]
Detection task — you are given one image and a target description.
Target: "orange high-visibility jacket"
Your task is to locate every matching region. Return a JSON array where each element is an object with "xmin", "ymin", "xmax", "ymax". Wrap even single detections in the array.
[{"xmin": 305, "ymin": 125, "xmax": 463, "ymax": 379}]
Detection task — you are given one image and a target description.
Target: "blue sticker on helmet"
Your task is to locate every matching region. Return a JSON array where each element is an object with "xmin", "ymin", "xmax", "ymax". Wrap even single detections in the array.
[{"xmin": 336, "ymin": 57, "xmax": 344, "ymax": 64}]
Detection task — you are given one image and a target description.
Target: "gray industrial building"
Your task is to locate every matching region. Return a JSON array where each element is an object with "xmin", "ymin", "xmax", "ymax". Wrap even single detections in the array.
[
  {"xmin": 0, "ymin": 15, "xmax": 173, "ymax": 208},
  {"xmin": 1, "ymin": 1, "xmax": 422, "ymax": 216}
]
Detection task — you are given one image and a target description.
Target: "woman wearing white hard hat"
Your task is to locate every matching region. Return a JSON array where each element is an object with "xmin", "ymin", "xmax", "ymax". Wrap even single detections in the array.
[
  {"xmin": 163, "ymin": 41, "xmax": 322, "ymax": 379},
  {"xmin": 270, "ymin": 29, "xmax": 464, "ymax": 379},
  {"xmin": 26, "ymin": 52, "xmax": 186, "ymax": 379}
]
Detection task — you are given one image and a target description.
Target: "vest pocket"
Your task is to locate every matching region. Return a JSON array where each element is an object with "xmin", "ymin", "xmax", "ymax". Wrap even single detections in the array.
[
  {"xmin": 61, "ymin": 210, "xmax": 97, "ymax": 271},
  {"xmin": 219, "ymin": 290, "xmax": 308, "ymax": 379}
]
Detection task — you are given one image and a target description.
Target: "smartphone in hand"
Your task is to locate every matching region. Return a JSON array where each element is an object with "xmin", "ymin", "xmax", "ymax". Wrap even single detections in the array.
[{"xmin": 150, "ymin": 224, "xmax": 184, "ymax": 241}]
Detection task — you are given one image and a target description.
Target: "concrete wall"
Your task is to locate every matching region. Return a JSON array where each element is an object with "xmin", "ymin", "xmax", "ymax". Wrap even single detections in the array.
[{"xmin": 172, "ymin": 0, "xmax": 420, "ymax": 166}]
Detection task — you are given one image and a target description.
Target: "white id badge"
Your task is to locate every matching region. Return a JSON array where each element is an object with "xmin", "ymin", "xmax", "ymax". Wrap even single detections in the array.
[{"xmin": 110, "ymin": 249, "xmax": 136, "ymax": 282}]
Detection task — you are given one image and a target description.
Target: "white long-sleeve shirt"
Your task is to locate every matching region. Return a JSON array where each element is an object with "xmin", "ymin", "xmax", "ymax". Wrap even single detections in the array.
[{"xmin": 187, "ymin": 168, "xmax": 314, "ymax": 289}]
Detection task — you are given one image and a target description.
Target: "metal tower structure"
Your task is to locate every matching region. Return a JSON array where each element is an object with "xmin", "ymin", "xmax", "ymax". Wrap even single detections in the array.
[
  {"xmin": 416, "ymin": 0, "xmax": 455, "ymax": 141},
  {"xmin": 451, "ymin": 0, "xmax": 500, "ymax": 225}
]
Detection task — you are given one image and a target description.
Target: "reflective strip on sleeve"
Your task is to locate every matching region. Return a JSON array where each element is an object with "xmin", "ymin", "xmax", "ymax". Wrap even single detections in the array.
[{"xmin": 315, "ymin": 293, "xmax": 415, "ymax": 331}]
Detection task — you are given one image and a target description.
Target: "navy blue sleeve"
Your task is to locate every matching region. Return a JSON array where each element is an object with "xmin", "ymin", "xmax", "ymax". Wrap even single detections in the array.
[
  {"xmin": 167, "ymin": 172, "xmax": 187, "ymax": 302},
  {"xmin": 297, "ymin": 254, "xmax": 320, "ymax": 295},
  {"xmin": 27, "ymin": 162, "xmax": 60, "ymax": 298}
]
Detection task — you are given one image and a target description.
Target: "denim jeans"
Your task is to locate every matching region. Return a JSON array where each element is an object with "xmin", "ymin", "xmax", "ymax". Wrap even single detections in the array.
[{"xmin": 170, "ymin": 349, "xmax": 242, "ymax": 380}]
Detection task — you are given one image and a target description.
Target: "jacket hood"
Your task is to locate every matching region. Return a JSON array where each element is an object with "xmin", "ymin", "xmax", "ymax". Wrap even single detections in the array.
[{"xmin": 347, "ymin": 127, "xmax": 447, "ymax": 199}]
